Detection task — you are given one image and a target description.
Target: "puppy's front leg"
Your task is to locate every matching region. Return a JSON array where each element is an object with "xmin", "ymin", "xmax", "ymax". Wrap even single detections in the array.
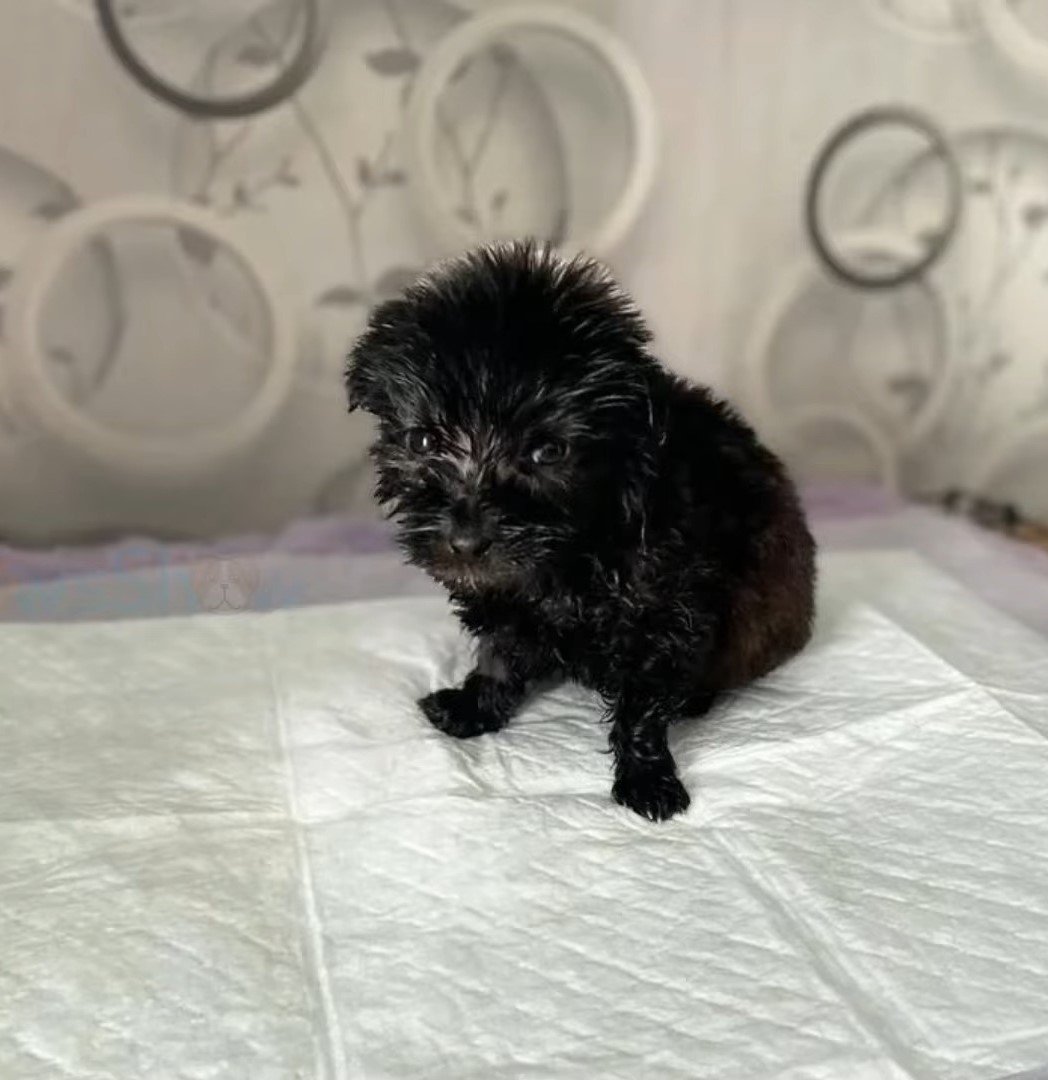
[
  {"xmin": 419, "ymin": 637, "xmax": 538, "ymax": 739},
  {"xmin": 608, "ymin": 689, "xmax": 690, "ymax": 821}
]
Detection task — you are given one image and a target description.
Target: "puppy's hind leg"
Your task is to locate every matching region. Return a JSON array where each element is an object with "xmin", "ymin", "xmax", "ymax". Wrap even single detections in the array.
[
  {"xmin": 681, "ymin": 688, "xmax": 718, "ymax": 719},
  {"xmin": 419, "ymin": 636, "xmax": 551, "ymax": 740},
  {"xmin": 607, "ymin": 686, "xmax": 691, "ymax": 822}
]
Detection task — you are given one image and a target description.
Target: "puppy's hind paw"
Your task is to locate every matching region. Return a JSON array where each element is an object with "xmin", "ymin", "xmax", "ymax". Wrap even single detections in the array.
[
  {"xmin": 613, "ymin": 764, "xmax": 691, "ymax": 822},
  {"xmin": 419, "ymin": 687, "xmax": 507, "ymax": 739}
]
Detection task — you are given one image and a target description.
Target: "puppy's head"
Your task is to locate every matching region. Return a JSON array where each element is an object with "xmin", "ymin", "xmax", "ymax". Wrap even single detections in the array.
[{"xmin": 345, "ymin": 242, "xmax": 660, "ymax": 593}]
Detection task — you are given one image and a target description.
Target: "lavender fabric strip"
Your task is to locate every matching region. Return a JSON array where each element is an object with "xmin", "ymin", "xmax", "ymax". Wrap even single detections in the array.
[
  {"xmin": 0, "ymin": 513, "xmax": 397, "ymax": 587},
  {"xmin": 0, "ymin": 484, "xmax": 889, "ymax": 588},
  {"xmin": 0, "ymin": 487, "xmax": 1046, "ymax": 638}
]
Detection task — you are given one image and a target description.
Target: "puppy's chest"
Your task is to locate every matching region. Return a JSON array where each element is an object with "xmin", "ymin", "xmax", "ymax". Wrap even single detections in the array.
[
  {"xmin": 537, "ymin": 595, "xmax": 622, "ymax": 664},
  {"xmin": 465, "ymin": 589, "xmax": 632, "ymax": 678}
]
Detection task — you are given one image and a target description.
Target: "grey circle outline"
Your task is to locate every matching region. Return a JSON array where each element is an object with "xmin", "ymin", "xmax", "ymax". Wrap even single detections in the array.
[
  {"xmin": 805, "ymin": 105, "xmax": 963, "ymax": 289},
  {"xmin": 94, "ymin": 0, "xmax": 325, "ymax": 119}
]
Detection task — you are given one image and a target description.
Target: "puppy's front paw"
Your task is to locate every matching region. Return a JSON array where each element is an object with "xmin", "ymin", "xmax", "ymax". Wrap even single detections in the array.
[
  {"xmin": 613, "ymin": 763, "xmax": 691, "ymax": 822},
  {"xmin": 419, "ymin": 687, "xmax": 507, "ymax": 739}
]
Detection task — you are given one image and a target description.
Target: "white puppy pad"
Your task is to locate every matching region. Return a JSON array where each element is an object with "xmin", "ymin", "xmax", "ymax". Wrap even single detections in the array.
[{"xmin": 1, "ymin": 551, "xmax": 1046, "ymax": 1079}]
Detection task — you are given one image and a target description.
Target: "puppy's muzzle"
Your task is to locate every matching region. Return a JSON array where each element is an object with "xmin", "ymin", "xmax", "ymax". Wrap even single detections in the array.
[
  {"xmin": 448, "ymin": 526, "xmax": 492, "ymax": 558},
  {"xmin": 446, "ymin": 501, "xmax": 494, "ymax": 560}
]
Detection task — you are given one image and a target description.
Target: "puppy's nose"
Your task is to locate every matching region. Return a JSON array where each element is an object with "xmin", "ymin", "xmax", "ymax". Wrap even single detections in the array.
[{"xmin": 448, "ymin": 526, "xmax": 492, "ymax": 557}]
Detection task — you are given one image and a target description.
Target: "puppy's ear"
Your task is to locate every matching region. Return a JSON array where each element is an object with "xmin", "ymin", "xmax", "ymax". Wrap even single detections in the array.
[
  {"xmin": 345, "ymin": 296, "xmax": 415, "ymax": 414},
  {"xmin": 345, "ymin": 308, "xmax": 398, "ymax": 414},
  {"xmin": 344, "ymin": 342, "xmax": 380, "ymax": 414}
]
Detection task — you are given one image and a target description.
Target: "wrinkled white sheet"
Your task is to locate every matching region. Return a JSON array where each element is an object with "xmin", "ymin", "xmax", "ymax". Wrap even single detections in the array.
[{"xmin": 1, "ymin": 551, "xmax": 1047, "ymax": 1079}]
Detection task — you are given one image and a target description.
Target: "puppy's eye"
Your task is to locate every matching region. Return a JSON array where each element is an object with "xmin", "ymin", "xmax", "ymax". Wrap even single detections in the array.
[
  {"xmin": 406, "ymin": 428, "xmax": 435, "ymax": 454},
  {"xmin": 529, "ymin": 440, "xmax": 568, "ymax": 466}
]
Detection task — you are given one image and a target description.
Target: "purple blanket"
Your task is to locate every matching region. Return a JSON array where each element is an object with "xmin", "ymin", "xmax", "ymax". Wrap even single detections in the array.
[
  {"xmin": 0, "ymin": 514, "xmax": 397, "ymax": 587},
  {"xmin": 1, "ymin": 485, "xmax": 1045, "ymax": 637},
  {"xmin": 0, "ymin": 484, "xmax": 892, "ymax": 587}
]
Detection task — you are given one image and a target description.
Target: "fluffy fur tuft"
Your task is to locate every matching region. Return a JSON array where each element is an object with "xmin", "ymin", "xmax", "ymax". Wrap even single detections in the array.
[{"xmin": 346, "ymin": 240, "xmax": 816, "ymax": 821}]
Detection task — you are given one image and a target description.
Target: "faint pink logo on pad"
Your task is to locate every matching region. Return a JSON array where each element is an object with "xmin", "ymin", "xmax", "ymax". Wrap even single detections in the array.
[{"xmin": 190, "ymin": 556, "xmax": 261, "ymax": 613}]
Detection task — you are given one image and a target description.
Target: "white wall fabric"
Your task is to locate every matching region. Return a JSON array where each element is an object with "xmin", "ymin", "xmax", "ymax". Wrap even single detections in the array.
[
  {"xmin": 0, "ymin": 0, "xmax": 1045, "ymax": 541},
  {"xmin": 613, "ymin": 0, "xmax": 1048, "ymax": 514}
]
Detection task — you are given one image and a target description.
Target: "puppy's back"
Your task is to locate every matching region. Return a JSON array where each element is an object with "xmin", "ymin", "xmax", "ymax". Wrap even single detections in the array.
[{"xmin": 657, "ymin": 377, "xmax": 816, "ymax": 689}]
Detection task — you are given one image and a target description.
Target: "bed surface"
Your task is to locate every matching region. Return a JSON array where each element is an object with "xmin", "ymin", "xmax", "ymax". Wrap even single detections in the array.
[
  {"xmin": 1, "ymin": 492, "xmax": 1048, "ymax": 640},
  {"xmin": 2, "ymin": 549, "xmax": 1047, "ymax": 1079}
]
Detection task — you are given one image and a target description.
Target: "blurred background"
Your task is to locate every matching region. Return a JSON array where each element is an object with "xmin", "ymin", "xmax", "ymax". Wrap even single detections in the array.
[{"xmin": 1, "ymin": 0, "xmax": 1047, "ymax": 620}]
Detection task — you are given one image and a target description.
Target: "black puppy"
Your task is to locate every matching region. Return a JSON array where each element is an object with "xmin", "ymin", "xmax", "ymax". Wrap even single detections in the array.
[{"xmin": 346, "ymin": 242, "xmax": 815, "ymax": 821}]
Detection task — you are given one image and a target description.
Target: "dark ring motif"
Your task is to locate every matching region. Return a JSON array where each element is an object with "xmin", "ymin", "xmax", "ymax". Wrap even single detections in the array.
[
  {"xmin": 94, "ymin": 0, "xmax": 325, "ymax": 119},
  {"xmin": 804, "ymin": 105, "xmax": 962, "ymax": 289}
]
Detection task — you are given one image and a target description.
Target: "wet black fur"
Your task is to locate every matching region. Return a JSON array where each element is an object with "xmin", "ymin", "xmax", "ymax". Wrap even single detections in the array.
[{"xmin": 346, "ymin": 242, "xmax": 816, "ymax": 821}]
